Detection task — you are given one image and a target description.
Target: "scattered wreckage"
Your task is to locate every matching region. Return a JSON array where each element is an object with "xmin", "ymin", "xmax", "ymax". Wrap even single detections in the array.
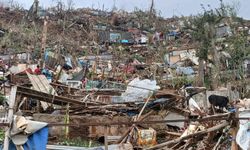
[{"xmin": 0, "ymin": 2, "xmax": 250, "ymax": 150}]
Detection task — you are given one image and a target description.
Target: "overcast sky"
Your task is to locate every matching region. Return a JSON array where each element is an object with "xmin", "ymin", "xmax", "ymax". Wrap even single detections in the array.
[{"xmin": 1, "ymin": 0, "xmax": 250, "ymax": 19}]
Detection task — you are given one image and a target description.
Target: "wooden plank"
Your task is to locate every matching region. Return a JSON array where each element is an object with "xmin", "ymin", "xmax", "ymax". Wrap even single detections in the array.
[
  {"xmin": 27, "ymin": 73, "xmax": 57, "ymax": 109},
  {"xmin": 105, "ymin": 126, "xmax": 108, "ymax": 150},
  {"xmin": 38, "ymin": 75, "xmax": 56, "ymax": 94},
  {"xmin": 32, "ymin": 75, "xmax": 49, "ymax": 109},
  {"xmin": 27, "ymin": 73, "xmax": 56, "ymax": 94},
  {"xmin": 29, "ymin": 73, "xmax": 48, "ymax": 93},
  {"xmin": 17, "ymin": 86, "xmax": 83, "ymax": 105},
  {"xmin": 145, "ymin": 121, "xmax": 230, "ymax": 150},
  {"xmin": 27, "ymin": 73, "xmax": 42, "ymax": 91},
  {"xmin": 3, "ymin": 86, "xmax": 17, "ymax": 150}
]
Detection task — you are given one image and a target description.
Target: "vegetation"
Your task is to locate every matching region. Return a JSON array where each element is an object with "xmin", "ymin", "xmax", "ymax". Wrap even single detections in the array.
[
  {"xmin": 57, "ymin": 137, "xmax": 102, "ymax": 147},
  {"xmin": 0, "ymin": 128, "xmax": 4, "ymax": 143},
  {"xmin": 172, "ymin": 76, "xmax": 194, "ymax": 89},
  {"xmin": 184, "ymin": 0, "xmax": 245, "ymax": 89},
  {"xmin": 0, "ymin": 94, "xmax": 6, "ymax": 105}
]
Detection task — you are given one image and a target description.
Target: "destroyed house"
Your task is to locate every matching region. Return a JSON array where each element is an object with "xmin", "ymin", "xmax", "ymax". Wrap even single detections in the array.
[
  {"xmin": 0, "ymin": 51, "xmax": 31, "ymax": 63},
  {"xmin": 90, "ymin": 10, "xmax": 111, "ymax": 17},
  {"xmin": 44, "ymin": 51, "xmax": 64, "ymax": 69},
  {"xmin": 98, "ymin": 31, "xmax": 134, "ymax": 44},
  {"xmin": 78, "ymin": 55, "xmax": 113, "ymax": 61},
  {"xmin": 120, "ymin": 32, "xmax": 134, "ymax": 44},
  {"xmin": 168, "ymin": 47, "xmax": 198, "ymax": 66},
  {"xmin": 128, "ymin": 28, "xmax": 148, "ymax": 44},
  {"xmin": 0, "ymin": 55, "xmax": 10, "ymax": 63},
  {"xmin": 93, "ymin": 24, "xmax": 108, "ymax": 31},
  {"xmin": 98, "ymin": 31, "xmax": 110, "ymax": 43}
]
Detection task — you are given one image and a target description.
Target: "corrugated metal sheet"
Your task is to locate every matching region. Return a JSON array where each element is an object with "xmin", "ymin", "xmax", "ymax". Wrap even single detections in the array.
[
  {"xmin": 45, "ymin": 51, "xmax": 64, "ymax": 69},
  {"xmin": 0, "ymin": 109, "xmax": 8, "ymax": 123},
  {"xmin": 79, "ymin": 55, "xmax": 113, "ymax": 61},
  {"xmin": 98, "ymin": 31, "xmax": 110, "ymax": 43},
  {"xmin": 98, "ymin": 31, "xmax": 134, "ymax": 44},
  {"xmin": 121, "ymin": 32, "xmax": 134, "ymax": 43}
]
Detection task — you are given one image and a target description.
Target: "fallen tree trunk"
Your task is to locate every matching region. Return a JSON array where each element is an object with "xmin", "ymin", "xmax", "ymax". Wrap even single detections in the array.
[{"xmin": 145, "ymin": 121, "xmax": 230, "ymax": 150}]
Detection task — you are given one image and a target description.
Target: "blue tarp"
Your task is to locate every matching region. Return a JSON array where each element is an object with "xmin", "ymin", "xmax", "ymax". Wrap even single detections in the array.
[
  {"xmin": 168, "ymin": 31, "xmax": 179, "ymax": 36},
  {"xmin": 42, "ymin": 69, "xmax": 52, "ymax": 80},
  {"xmin": 9, "ymin": 126, "xmax": 48, "ymax": 150},
  {"xmin": 121, "ymin": 39, "xmax": 129, "ymax": 43},
  {"xmin": 78, "ymin": 59, "xmax": 88, "ymax": 68}
]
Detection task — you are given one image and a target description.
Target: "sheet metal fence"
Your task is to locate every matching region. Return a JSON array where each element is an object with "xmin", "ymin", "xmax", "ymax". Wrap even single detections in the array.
[{"xmin": 0, "ymin": 109, "xmax": 8, "ymax": 123}]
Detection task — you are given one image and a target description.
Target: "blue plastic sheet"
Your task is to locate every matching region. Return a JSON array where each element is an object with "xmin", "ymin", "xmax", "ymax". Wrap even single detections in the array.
[{"xmin": 9, "ymin": 126, "xmax": 48, "ymax": 150}]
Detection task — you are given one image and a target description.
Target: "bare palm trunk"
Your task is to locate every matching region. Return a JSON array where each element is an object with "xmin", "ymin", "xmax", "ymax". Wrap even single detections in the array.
[
  {"xmin": 198, "ymin": 58, "xmax": 205, "ymax": 86},
  {"xmin": 211, "ymin": 39, "xmax": 220, "ymax": 90}
]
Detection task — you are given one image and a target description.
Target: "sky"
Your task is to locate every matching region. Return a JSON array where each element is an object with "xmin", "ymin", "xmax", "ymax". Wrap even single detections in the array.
[{"xmin": 1, "ymin": 0, "xmax": 250, "ymax": 19}]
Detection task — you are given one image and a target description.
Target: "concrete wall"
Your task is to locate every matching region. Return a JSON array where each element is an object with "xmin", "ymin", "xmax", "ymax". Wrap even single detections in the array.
[
  {"xmin": 192, "ymin": 89, "xmax": 240, "ymax": 108},
  {"xmin": 193, "ymin": 92, "xmax": 207, "ymax": 109}
]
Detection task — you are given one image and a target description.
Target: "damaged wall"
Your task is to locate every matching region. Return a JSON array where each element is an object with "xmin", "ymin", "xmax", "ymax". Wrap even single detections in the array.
[{"xmin": 33, "ymin": 114, "xmax": 167, "ymax": 139}]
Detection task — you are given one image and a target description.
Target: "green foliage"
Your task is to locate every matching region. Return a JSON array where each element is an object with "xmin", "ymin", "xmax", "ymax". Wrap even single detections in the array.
[
  {"xmin": 0, "ymin": 94, "xmax": 6, "ymax": 105},
  {"xmin": 185, "ymin": 0, "xmax": 237, "ymax": 60},
  {"xmin": 226, "ymin": 32, "xmax": 250, "ymax": 69},
  {"xmin": 204, "ymin": 75, "xmax": 212, "ymax": 89},
  {"xmin": 172, "ymin": 76, "xmax": 194, "ymax": 89},
  {"xmin": 0, "ymin": 128, "xmax": 5, "ymax": 142},
  {"xmin": 57, "ymin": 137, "xmax": 102, "ymax": 147},
  {"xmin": 132, "ymin": 54, "xmax": 145, "ymax": 62}
]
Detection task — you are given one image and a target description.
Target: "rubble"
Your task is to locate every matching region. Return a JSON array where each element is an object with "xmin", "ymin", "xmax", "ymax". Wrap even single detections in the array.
[{"xmin": 0, "ymin": 1, "xmax": 249, "ymax": 150}]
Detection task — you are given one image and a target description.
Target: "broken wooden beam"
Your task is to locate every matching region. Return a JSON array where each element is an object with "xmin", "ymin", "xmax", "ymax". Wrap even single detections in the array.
[
  {"xmin": 145, "ymin": 121, "xmax": 230, "ymax": 150},
  {"xmin": 46, "ymin": 116, "xmax": 236, "ymax": 127},
  {"xmin": 165, "ymin": 131, "xmax": 182, "ymax": 136},
  {"xmin": 3, "ymin": 86, "xmax": 17, "ymax": 150},
  {"xmin": 16, "ymin": 86, "xmax": 86, "ymax": 106}
]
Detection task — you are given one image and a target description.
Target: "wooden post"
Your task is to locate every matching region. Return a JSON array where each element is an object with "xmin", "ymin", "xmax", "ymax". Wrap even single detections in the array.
[
  {"xmin": 64, "ymin": 103, "xmax": 69, "ymax": 139},
  {"xmin": 3, "ymin": 70, "xmax": 5, "ymax": 95},
  {"xmin": 3, "ymin": 86, "xmax": 17, "ymax": 150},
  {"xmin": 40, "ymin": 17, "xmax": 48, "ymax": 68},
  {"xmin": 231, "ymin": 109, "xmax": 239, "ymax": 150},
  {"xmin": 36, "ymin": 99, "xmax": 40, "ymax": 113},
  {"xmin": 137, "ymin": 95, "xmax": 152, "ymax": 121},
  {"xmin": 55, "ymin": 67, "xmax": 63, "ymax": 83},
  {"xmin": 153, "ymin": 65, "xmax": 157, "ymax": 80},
  {"xmin": 104, "ymin": 125, "xmax": 108, "ymax": 150},
  {"xmin": 231, "ymin": 128, "xmax": 238, "ymax": 150}
]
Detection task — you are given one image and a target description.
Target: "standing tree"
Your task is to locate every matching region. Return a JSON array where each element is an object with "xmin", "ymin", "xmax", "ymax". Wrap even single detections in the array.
[
  {"xmin": 185, "ymin": 0, "xmax": 237, "ymax": 89},
  {"xmin": 225, "ymin": 24, "xmax": 250, "ymax": 80}
]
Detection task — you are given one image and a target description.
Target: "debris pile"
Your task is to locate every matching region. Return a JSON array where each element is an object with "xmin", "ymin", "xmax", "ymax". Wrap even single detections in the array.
[{"xmin": 0, "ymin": 1, "xmax": 250, "ymax": 150}]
